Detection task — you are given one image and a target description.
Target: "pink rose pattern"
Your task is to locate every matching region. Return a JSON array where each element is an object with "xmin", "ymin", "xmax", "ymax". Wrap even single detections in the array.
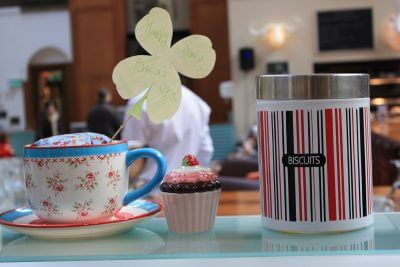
[
  {"xmin": 23, "ymin": 158, "xmax": 30, "ymax": 167},
  {"xmin": 72, "ymin": 199, "xmax": 94, "ymax": 219},
  {"xmin": 25, "ymin": 153, "xmax": 124, "ymax": 218},
  {"xmin": 30, "ymin": 158, "xmax": 51, "ymax": 169},
  {"xmin": 24, "ymin": 153, "xmax": 120, "ymax": 166},
  {"xmin": 46, "ymin": 171, "xmax": 68, "ymax": 196},
  {"xmin": 102, "ymin": 195, "xmax": 118, "ymax": 215},
  {"xmin": 107, "ymin": 167, "xmax": 121, "ymax": 189},
  {"xmin": 91, "ymin": 134, "xmax": 108, "ymax": 145},
  {"xmin": 75, "ymin": 171, "xmax": 99, "ymax": 192},
  {"xmin": 33, "ymin": 133, "xmax": 109, "ymax": 147},
  {"xmin": 41, "ymin": 197, "xmax": 62, "ymax": 216},
  {"xmin": 96, "ymin": 154, "xmax": 117, "ymax": 164},
  {"xmin": 25, "ymin": 174, "xmax": 36, "ymax": 192},
  {"xmin": 67, "ymin": 157, "xmax": 90, "ymax": 168}
]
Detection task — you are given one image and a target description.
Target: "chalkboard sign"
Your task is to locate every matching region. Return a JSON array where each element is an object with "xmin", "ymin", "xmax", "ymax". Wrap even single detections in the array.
[{"xmin": 317, "ymin": 8, "xmax": 373, "ymax": 51}]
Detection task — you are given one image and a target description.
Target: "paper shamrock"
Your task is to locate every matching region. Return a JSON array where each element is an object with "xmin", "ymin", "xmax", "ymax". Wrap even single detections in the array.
[{"xmin": 112, "ymin": 7, "xmax": 216, "ymax": 124}]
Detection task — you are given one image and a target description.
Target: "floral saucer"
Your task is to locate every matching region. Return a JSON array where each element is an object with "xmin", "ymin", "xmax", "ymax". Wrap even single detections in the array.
[{"xmin": 0, "ymin": 200, "xmax": 161, "ymax": 240}]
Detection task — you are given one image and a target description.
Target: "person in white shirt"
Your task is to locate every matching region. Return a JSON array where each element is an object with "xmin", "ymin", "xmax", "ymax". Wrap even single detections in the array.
[{"xmin": 122, "ymin": 86, "xmax": 214, "ymax": 182}]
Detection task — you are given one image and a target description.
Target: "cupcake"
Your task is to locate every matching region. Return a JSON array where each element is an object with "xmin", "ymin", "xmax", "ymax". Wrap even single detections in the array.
[{"xmin": 160, "ymin": 155, "xmax": 221, "ymax": 233}]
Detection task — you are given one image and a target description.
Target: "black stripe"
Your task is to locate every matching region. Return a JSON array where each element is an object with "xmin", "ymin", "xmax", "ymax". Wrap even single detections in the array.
[
  {"xmin": 286, "ymin": 111, "xmax": 296, "ymax": 221},
  {"xmin": 346, "ymin": 109, "xmax": 351, "ymax": 219},
  {"xmin": 270, "ymin": 111, "xmax": 276, "ymax": 219},
  {"xmin": 359, "ymin": 108, "xmax": 367, "ymax": 217},
  {"xmin": 356, "ymin": 109, "xmax": 362, "ymax": 218},
  {"xmin": 275, "ymin": 112, "xmax": 280, "ymax": 219},
  {"xmin": 281, "ymin": 111, "xmax": 287, "ymax": 221},
  {"xmin": 317, "ymin": 111, "xmax": 323, "ymax": 222},
  {"xmin": 308, "ymin": 111, "xmax": 313, "ymax": 222}
]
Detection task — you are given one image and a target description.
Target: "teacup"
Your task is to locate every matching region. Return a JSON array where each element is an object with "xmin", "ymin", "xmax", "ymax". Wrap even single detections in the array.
[{"xmin": 23, "ymin": 141, "xmax": 166, "ymax": 224}]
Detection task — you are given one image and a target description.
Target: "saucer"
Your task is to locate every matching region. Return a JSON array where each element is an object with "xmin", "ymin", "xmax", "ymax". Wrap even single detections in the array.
[{"xmin": 0, "ymin": 200, "xmax": 161, "ymax": 240}]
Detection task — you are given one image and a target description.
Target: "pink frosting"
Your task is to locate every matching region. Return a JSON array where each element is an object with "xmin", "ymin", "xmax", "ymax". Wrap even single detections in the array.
[{"xmin": 163, "ymin": 166, "xmax": 218, "ymax": 184}]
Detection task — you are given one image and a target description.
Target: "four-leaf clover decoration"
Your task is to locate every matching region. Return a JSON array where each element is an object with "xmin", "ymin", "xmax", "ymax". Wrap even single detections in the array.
[{"xmin": 112, "ymin": 7, "xmax": 216, "ymax": 124}]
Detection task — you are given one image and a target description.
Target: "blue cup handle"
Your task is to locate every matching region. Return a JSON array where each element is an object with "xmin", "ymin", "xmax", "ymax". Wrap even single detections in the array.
[{"xmin": 123, "ymin": 148, "xmax": 166, "ymax": 205}]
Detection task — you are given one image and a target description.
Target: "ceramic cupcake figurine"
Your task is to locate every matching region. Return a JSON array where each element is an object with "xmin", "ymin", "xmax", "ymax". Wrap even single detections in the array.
[{"xmin": 160, "ymin": 155, "xmax": 221, "ymax": 233}]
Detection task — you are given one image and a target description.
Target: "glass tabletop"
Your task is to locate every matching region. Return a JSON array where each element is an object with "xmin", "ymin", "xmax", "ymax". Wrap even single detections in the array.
[{"xmin": 1, "ymin": 213, "xmax": 400, "ymax": 262}]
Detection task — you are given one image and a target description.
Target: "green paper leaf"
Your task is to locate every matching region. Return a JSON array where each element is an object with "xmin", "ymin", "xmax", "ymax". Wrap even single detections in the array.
[{"xmin": 127, "ymin": 92, "xmax": 148, "ymax": 119}]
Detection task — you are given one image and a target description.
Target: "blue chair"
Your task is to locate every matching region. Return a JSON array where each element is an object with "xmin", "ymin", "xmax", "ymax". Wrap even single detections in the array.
[
  {"xmin": 209, "ymin": 123, "xmax": 236, "ymax": 161},
  {"xmin": 9, "ymin": 131, "xmax": 36, "ymax": 157}
]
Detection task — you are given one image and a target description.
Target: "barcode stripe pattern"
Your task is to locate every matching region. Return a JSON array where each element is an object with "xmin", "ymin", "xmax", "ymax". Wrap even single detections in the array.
[{"xmin": 258, "ymin": 107, "xmax": 372, "ymax": 222}]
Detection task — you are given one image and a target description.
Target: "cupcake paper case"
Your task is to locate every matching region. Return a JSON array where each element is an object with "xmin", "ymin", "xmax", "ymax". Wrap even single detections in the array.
[{"xmin": 160, "ymin": 155, "xmax": 221, "ymax": 233}]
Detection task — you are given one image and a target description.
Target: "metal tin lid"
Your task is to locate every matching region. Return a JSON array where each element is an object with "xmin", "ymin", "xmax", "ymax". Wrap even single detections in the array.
[{"xmin": 256, "ymin": 74, "xmax": 369, "ymax": 100}]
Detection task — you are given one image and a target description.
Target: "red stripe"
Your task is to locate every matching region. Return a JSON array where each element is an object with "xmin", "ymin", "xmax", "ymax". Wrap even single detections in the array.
[
  {"xmin": 266, "ymin": 111, "xmax": 273, "ymax": 217},
  {"xmin": 325, "ymin": 109, "xmax": 337, "ymax": 221},
  {"xmin": 263, "ymin": 112, "xmax": 268, "ymax": 217},
  {"xmin": 277, "ymin": 112, "xmax": 283, "ymax": 220},
  {"xmin": 295, "ymin": 110, "xmax": 302, "ymax": 221},
  {"xmin": 264, "ymin": 111, "xmax": 269, "ymax": 217},
  {"xmin": 311, "ymin": 112, "xmax": 316, "ymax": 220},
  {"xmin": 339, "ymin": 109, "xmax": 345, "ymax": 219},
  {"xmin": 312, "ymin": 166, "xmax": 316, "ymax": 220},
  {"xmin": 259, "ymin": 112, "xmax": 267, "ymax": 217},
  {"xmin": 301, "ymin": 110, "xmax": 307, "ymax": 221}
]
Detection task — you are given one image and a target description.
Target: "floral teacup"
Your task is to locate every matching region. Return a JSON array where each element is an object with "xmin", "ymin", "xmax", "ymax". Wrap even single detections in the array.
[{"xmin": 23, "ymin": 141, "xmax": 166, "ymax": 224}]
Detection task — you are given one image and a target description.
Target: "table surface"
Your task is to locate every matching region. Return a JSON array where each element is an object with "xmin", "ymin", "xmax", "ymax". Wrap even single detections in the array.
[
  {"xmin": 1, "ymin": 213, "xmax": 400, "ymax": 262},
  {"xmin": 0, "ymin": 188, "xmax": 398, "ymax": 263},
  {"xmin": 217, "ymin": 186, "xmax": 400, "ymax": 215}
]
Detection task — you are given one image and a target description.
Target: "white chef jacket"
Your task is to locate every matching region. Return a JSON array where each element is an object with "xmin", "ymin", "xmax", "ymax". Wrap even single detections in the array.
[{"xmin": 122, "ymin": 86, "xmax": 214, "ymax": 181}]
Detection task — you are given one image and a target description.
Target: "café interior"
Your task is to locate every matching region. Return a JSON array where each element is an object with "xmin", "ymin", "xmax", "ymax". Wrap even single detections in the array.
[{"xmin": 2, "ymin": 0, "xmax": 400, "ymax": 265}]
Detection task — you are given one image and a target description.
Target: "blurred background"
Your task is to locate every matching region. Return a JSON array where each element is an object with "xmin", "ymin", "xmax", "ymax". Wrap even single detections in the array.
[{"xmin": 2, "ymin": 0, "xmax": 400, "ymax": 213}]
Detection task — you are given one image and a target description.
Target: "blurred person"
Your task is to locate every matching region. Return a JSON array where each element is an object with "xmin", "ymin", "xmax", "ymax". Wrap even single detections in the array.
[
  {"xmin": 228, "ymin": 125, "xmax": 259, "ymax": 180},
  {"xmin": 87, "ymin": 88, "xmax": 122, "ymax": 138},
  {"xmin": 37, "ymin": 100, "xmax": 62, "ymax": 140},
  {"xmin": 0, "ymin": 133, "xmax": 14, "ymax": 158},
  {"xmin": 122, "ymin": 86, "xmax": 214, "ymax": 182},
  {"xmin": 230, "ymin": 124, "xmax": 258, "ymax": 161}
]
